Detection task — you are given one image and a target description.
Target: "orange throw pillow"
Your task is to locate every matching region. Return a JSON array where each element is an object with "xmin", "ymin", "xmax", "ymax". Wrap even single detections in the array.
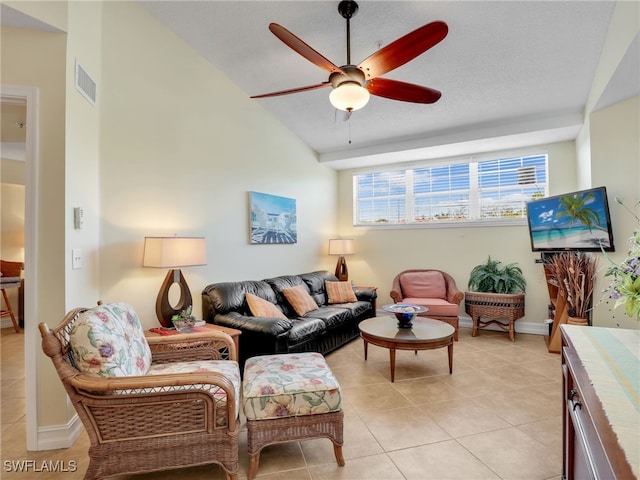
[
  {"xmin": 325, "ymin": 281, "xmax": 358, "ymax": 304},
  {"xmin": 246, "ymin": 293, "xmax": 287, "ymax": 319},
  {"xmin": 282, "ymin": 285, "xmax": 319, "ymax": 316}
]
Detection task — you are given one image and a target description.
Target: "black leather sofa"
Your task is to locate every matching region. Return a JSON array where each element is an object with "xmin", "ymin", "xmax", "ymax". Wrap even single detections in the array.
[{"xmin": 202, "ymin": 270, "xmax": 377, "ymax": 367}]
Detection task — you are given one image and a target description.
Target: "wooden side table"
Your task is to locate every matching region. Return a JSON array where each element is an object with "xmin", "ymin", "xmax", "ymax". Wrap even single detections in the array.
[{"xmin": 145, "ymin": 323, "xmax": 242, "ymax": 360}]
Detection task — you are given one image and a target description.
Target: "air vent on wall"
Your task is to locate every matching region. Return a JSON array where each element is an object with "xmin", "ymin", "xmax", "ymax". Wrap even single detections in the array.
[{"xmin": 75, "ymin": 59, "xmax": 96, "ymax": 106}]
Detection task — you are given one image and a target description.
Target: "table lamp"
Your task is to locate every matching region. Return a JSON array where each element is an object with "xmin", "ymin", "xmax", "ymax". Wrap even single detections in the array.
[
  {"xmin": 328, "ymin": 238, "xmax": 354, "ymax": 281},
  {"xmin": 143, "ymin": 236, "xmax": 207, "ymax": 327}
]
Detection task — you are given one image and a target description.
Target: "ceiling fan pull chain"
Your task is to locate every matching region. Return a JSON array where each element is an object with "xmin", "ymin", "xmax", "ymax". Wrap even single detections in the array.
[{"xmin": 348, "ymin": 116, "xmax": 352, "ymax": 144}]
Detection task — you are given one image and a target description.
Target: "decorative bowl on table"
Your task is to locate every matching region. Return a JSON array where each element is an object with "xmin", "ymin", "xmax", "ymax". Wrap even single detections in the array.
[{"xmin": 382, "ymin": 304, "xmax": 429, "ymax": 328}]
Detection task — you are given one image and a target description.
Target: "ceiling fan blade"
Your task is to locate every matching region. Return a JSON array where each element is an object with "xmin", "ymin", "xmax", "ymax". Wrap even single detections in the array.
[
  {"xmin": 251, "ymin": 82, "xmax": 331, "ymax": 99},
  {"xmin": 358, "ymin": 21, "xmax": 448, "ymax": 80},
  {"xmin": 269, "ymin": 23, "xmax": 344, "ymax": 74},
  {"xmin": 367, "ymin": 78, "xmax": 441, "ymax": 104}
]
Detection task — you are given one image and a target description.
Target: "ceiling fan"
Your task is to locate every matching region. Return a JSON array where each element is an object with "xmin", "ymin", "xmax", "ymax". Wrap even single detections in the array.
[{"xmin": 250, "ymin": 0, "xmax": 448, "ymax": 115}]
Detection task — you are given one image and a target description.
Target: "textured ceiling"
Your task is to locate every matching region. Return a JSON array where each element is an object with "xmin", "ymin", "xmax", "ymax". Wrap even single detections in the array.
[
  {"xmin": 4, "ymin": 2, "xmax": 634, "ymax": 170},
  {"xmin": 139, "ymin": 1, "xmax": 624, "ymax": 169}
]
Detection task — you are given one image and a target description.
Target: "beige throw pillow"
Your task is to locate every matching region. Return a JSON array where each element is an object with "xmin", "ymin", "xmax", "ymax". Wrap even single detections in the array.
[
  {"xmin": 246, "ymin": 293, "xmax": 287, "ymax": 319},
  {"xmin": 326, "ymin": 281, "xmax": 358, "ymax": 304},
  {"xmin": 282, "ymin": 285, "xmax": 319, "ymax": 316}
]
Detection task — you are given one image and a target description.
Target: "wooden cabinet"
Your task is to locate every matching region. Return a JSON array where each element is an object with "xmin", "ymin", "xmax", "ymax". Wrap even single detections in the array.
[{"xmin": 561, "ymin": 326, "xmax": 637, "ymax": 479}]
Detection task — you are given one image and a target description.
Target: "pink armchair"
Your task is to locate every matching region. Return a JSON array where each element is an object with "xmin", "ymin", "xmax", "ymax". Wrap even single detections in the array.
[{"xmin": 390, "ymin": 269, "xmax": 463, "ymax": 340}]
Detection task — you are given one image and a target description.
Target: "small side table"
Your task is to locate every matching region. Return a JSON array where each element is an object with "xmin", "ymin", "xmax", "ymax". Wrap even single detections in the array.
[{"xmin": 145, "ymin": 323, "xmax": 241, "ymax": 360}]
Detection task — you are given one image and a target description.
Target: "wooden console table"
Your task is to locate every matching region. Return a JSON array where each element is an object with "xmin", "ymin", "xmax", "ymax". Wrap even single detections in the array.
[{"xmin": 561, "ymin": 325, "xmax": 638, "ymax": 479}]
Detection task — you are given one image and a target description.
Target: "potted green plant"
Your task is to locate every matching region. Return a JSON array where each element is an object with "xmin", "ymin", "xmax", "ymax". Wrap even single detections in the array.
[
  {"xmin": 465, "ymin": 256, "xmax": 526, "ymax": 341},
  {"xmin": 172, "ymin": 305, "xmax": 196, "ymax": 332},
  {"xmin": 467, "ymin": 256, "xmax": 527, "ymax": 294}
]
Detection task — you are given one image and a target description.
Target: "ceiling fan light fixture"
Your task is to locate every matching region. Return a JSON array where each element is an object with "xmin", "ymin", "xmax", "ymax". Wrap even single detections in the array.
[{"xmin": 329, "ymin": 82, "xmax": 370, "ymax": 112}]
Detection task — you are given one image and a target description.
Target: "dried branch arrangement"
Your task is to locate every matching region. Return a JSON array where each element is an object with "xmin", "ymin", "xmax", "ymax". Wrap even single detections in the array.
[{"xmin": 547, "ymin": 252, "xmax": 598, "ymax": 319}]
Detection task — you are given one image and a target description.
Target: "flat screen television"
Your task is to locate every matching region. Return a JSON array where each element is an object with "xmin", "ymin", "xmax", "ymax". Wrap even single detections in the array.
[{"xmin": 526, "ymin": 186, "xmax": 615, "ymax": 252}]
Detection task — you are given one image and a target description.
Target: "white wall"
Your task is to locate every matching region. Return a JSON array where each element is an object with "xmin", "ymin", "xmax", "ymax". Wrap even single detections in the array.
[
  {"xmin": 1, "ymin": 23, "xmax": 71, "ymax": 431},
  {"xmin": 589, "ymin": 96, "xmax": 640, "ymax": 329},
  {"xmin": 97, "ymin": 2, "xmax": 338, "ymax": 329},
  {"xmin": 337, "ymin": 141, "xmax": 578, "ymax": 328},
  {"xmin": 574, "ymin": 0, "xmax": 639, "ymax": 329},
  {"xmin": 64, "ymin": 1, "xmax": 102, "ymax": 313}
]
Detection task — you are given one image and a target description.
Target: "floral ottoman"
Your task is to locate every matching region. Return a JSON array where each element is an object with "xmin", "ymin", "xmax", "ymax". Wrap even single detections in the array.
[{"xmin": 242, "ymin": 352, "xmax": 345, "ymax": 479}]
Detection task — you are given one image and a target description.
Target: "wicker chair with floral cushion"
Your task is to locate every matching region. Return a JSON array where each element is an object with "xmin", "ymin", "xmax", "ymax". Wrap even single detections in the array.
[
  {"xmin": 390, "ymin": 269, "xmax": 464, "ymax": 340},
  {"xmin": 39, "ymin": 302, "xmax": 240, "ymax": 480}
]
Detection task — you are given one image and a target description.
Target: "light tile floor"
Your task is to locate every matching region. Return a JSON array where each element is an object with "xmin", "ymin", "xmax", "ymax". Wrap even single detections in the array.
[{"xmin": 1, "ymin": 326, "xmax": 563, "ymax": 479}]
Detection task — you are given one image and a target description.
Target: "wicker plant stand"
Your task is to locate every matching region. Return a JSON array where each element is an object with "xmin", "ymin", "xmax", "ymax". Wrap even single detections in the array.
[{"xmin": 464, "ymin": 291, "xmax": 525, "ymax": 341}]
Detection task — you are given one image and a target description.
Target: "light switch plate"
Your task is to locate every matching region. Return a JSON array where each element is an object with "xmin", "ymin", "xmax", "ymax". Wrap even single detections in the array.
[{"xmin": 72, "ymin": 248, "xmax": 83, "ymax": 269}]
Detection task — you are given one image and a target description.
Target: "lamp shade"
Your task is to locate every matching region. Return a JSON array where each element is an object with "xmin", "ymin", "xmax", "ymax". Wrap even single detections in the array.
[
  {"xmin": 329, "ymin": 83, "xmax": 370, "ymax": 112},
  {"xmin": 143, "ymin": 237, "xmax": 207, "ymax": 268},
  {"xmin": 328, "ymin": 238, "xmax": 355, "ymax": 256}
]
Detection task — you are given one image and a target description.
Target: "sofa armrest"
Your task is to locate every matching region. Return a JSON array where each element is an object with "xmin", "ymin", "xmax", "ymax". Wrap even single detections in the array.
[
  {"xmin": 353, "ymin": 286, "xmax": 377, "ymax": 303},
  {"xmin": 213, "ymin": 312, "xmax": 293, "ymax": 336}
]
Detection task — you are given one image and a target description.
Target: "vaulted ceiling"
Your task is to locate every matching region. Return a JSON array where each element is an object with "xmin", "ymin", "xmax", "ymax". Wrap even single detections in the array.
[
  {"xmin": 2, "ymin": 2, "xmax": 637, "ymax": 170},
  {"xmin": 140, "ymin": 1, "xmax": 637, "ymax": 169}
]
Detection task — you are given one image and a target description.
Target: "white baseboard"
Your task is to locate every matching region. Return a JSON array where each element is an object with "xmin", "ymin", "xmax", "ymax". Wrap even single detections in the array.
[{"xmin": 36, "ymin": 414, "xmax": 82, "ymax": 451}]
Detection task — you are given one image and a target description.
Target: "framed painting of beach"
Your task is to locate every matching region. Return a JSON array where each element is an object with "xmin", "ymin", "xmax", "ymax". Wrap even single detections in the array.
[
  {"xmin": 249, "ymin": 192, "xmax": 297, "ymax": 244},
  {"xmin": 526, "ymin": 186, "xmax": 615, "ymax": 252}
]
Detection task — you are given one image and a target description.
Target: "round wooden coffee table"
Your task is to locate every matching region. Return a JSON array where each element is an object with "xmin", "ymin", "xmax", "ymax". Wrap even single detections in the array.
[{"xmin": 358, "ymin": 316, "xmax": 455, "ymax": 382}]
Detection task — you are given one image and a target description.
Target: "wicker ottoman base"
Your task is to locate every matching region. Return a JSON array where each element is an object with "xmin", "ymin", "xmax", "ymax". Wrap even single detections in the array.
[{"xmin": 246, "ymin": 410, "xmax": 344, "ymax": 479}]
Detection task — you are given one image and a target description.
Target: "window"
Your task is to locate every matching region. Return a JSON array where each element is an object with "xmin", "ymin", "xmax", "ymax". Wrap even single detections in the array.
[{"xmin": 353, "ymin": 154, "xmax": 547, "ymax": 226}]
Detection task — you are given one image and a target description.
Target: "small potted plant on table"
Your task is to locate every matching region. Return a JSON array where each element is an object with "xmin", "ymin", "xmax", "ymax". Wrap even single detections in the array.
[
  {"xmin": 465, "ymin": 256, "xmax": 526, "ymax": 341},
  {"xmin": 172, "ymin": 306, "xmax": 197, "ymax": 332}
]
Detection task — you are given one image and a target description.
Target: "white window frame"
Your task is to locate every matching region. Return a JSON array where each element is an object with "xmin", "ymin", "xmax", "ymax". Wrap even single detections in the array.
[{"xmin": 352, "ymin": 152, "xmax": 548, "ymax": 228}]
